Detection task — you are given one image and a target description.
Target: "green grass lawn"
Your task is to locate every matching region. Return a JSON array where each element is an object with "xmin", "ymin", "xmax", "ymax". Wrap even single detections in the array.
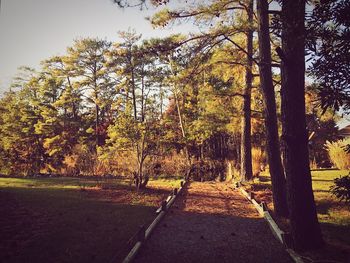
[
  {"xmin": 310, "ymin": 170, "xmax": 350, "ymax": 249},
  {"xmin": 246, "ymin": 169, "xmax": 350, "ymax": 261},
  {"xmin": 0, "ymin": 176, "xmax": 181, "ymax": 263}
]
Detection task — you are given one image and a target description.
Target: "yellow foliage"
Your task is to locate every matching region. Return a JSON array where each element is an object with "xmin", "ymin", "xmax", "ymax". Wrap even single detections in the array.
[
  {"xmin": 252, "ymin": 147, "xmax": 266, "ymax": 177},
  {"xmin": 326, "ymin": 138, "xmax": 350, "ymax": 170}
]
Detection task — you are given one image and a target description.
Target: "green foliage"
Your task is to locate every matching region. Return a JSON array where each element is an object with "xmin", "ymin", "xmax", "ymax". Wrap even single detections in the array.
[
  {"xmin": 307, "ymin": 0, "xmax": 350, "ymax": 113},
  {"xmin": 330, "ymin": 175, "xmax": 350, "ymax": 204},
  {"xmin": 306, "ymin": 85, "xmax": 342, "ymax": 168}
]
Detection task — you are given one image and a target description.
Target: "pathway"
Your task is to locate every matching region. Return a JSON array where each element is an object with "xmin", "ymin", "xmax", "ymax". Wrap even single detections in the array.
[{"xmin": 134, "ymin": 181, "xmax": 293, "ymax": 263}]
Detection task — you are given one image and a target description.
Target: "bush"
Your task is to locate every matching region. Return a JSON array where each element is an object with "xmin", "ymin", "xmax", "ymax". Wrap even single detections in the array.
[
  {"xmin": 191, "ymin": 159, "xmax": 226, "ymax": 182},
  {"xmin": 326, "ymin": 138, "xmax": 350, "ymax": 169},
  {"xmin": 158, "ymin": 153, "xmax": 189, "ymax": 178},
  {"xmin": 330, "ymin": 175, "xmax": 350, "ymax": 204},
  {"xmin": 62, "ymin": 144, "xmax": 111, "ymax": 176}
]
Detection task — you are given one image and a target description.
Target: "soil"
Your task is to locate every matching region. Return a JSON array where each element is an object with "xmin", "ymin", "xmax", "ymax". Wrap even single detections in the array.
[{"xmin": 134, "ymin": 181, "xmax": 293, "ymax": 263}]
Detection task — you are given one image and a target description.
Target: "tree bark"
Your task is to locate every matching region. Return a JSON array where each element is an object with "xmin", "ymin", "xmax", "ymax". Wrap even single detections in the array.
[
  {"xmin": 257, "ymin": 0, "xmax": 288, "ymax": 217},
  {"xmin": 95, "ymin": 91, "xmax": 100, "ymax": 149},
  {"xmin": 240, "ymin": 0, "xmax": 253, "ymax": 182},
  {"xmin": 281, "ymin": 0, "xmax": 323, "ymax": 250}
]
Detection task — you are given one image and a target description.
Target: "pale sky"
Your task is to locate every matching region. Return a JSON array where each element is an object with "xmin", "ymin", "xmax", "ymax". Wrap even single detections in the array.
[
  {"xmin": 0, "ymin": 0, "xmax": 193, "ymax": 93},
  {"xmin": 0, "ymin": 0, "xmax": 349, "ymax": 128}
]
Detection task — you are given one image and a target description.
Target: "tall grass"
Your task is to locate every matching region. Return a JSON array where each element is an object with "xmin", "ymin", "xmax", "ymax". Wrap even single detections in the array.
[{"xmin": 326, "ymin": 138, "xmax": 350, "ymax": 170}]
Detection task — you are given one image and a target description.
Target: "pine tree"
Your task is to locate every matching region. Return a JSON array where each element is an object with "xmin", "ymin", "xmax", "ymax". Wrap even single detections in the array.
[
  {"xmin": 280, "ymin": 0, "xmax": 323, "ymax": 250},
  {"xmin": 257, "ymin": 0, "xmax": 288, "ymax": 216}
]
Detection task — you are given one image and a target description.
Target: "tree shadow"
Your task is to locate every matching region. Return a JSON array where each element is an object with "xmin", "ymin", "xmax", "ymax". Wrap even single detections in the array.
[
  {"xmin": 312, "ymin": 179, "xmax": 335, "ymax": 183},
  {"xmin": 0, "ymin": 187, "xmax": 159, "ymax": 263},
  {"xmin": 257, "ymin": 175, "xmax": 271, "ymax": 182},
  {"xmin": 316, "ymin": 199, "xmax": 335, "ymax": 215},
  {"xmin": 320, "ymin": 222, "xmax": 350, "ymax": 245},
  {"xmin": 134, "ymin": 184, "xmax": 294, "ymax": 263}
]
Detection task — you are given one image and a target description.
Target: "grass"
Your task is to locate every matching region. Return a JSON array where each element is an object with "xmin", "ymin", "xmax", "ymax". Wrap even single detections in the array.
[
  {"xmin": 245, "ymin": 169, "xmax": 350, "ymax": 261},
  {"xmin": 0, "ymin": 176, "xmax": 181, "ymax": 263}
]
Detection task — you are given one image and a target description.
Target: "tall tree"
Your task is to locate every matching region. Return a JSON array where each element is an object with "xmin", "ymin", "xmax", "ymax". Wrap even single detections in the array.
[
  {"xmin": 0, "ymin": 69, "xmax": 45, "ymax": 175},
  {"xmin": 307, "ymin": 0, "xmax": 350, "ymax": 113},
  {"xmin": 280, "ymin": 0, "xmax": 323, "ymax": 250},
  {"xmin": 66, "ymin": 38, "xmax": 114, "ymax": 150},
  {"xmin": 240, "ymin": 0, "xmax": 254, "ymax": 182},
  {"xmin": 150, "ymin": 0, "xmax": 257, "ymax": 181},
  {"xmin": 257, "ymin": 0, "xmax": 288, "ymax": 216}
]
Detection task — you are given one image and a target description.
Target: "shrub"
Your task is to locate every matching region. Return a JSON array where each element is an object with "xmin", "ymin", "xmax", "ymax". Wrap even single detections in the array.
[
  {"xmin": 62, "ymin": 144, "xmax": 106, "ymax": 176},
  {"xmin": 330, "ymin": 175, "xmax": 350, "ymax": 204},
  {"xmin": 191, "ymin": 159, "xmax": 226, "ymax": 182},
  {"xmin": 158, "ymin": 153, "xmax": 189, "ymax": 178},
  {"xmin": 326, "ymin": 138, "xmax": 350, "ymax": 169}
]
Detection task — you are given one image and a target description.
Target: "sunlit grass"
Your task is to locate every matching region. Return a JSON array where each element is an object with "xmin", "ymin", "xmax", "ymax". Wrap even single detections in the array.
[
  {"xmin": 0, "ymin": 176, "xmax": 182, "ymax": 190},
  {"xmin": 249, "ymin": 169, "xmax": 350, "ymax": 250},
  {"xmin": 148, "ymin": 176, "xmax": 183, "ymax": 189}
]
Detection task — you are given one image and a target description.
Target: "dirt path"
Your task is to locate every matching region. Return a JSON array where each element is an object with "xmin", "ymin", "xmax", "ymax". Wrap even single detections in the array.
[{"xmin": 134, "ymin": 181, "xmax": 293, "ymax": 263}]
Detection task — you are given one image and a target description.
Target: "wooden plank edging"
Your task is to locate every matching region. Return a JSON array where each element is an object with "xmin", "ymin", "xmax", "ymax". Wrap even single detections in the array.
[
  {"xmin": 251, "ymin": 198, "xmax": 264, "ymax": 216},
  {"xmin": 122, "ymin": 180, "xmax": 188, "ymax": 263},
  {"xmin": 286, "ymin": 249, "xmax": 305, "ymax": 263},
  {"xmin": 263, "ymin": 211, "xmax": 284, "ymax": 243},
  {"xmin": 233, "ymin": 182, "xmax": 304, "ymax": 263}
]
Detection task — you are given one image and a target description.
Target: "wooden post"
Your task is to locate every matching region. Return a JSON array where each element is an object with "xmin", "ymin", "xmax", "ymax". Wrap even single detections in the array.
[
  {"xmin": 261, "ymin": 201, "xmax": 268, "ymax": 211},
  {"xmin": 173, "ymin": 188, "xmax": 178, "ymax": 195},
  {"xmin": 161, "ymin": 200, "xmax": 167, "ymax": 211},
  {"xmin": 250, "ymin": 192, "xmax": 255, "ymax": 200}
]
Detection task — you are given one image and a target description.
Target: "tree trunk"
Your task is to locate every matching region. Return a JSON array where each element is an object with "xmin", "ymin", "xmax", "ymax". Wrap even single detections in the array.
[
  {"xmin": 281, "ymin": 0, "xmax": 323, "ymax": 250},
  {"xmin": 257, "ymin": 0, "xmax": 289, "ymax": 217},
  {"xmin": 95, "ymin": 93, "xmax": 100, "ymax": 149},
  {"xmin": 240, "ymin": 0, "xmax": 253, "ymax": 182},
  {"xmin": 131, "ymin": 67, "xmax": 137, "ymax": 120}
]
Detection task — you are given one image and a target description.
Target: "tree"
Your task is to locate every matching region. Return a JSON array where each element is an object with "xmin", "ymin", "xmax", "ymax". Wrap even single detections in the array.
[
  {"xmin": 240, "ymin": 0, "xmax": 254, "ymax": 182},
  {"xmin": 65, "ymin": 38, "xmax": 114, "ymax": 150},
  {"xmin": 257, "ymin": 0, "xmax": 288, "ymax": 216},
  {"xmin": 34, "ymin": 58, "xmax": 84, "ymax": 173},
  {"xmin": 0, "ymin": 69, "xmax": 45, "ymax": 175},
  {"xmin": 280, "ymin": 0, "xmax": 323, "ymax": 250},
  {"xmin": 105, "ymin": 96, "xmax": 161, "ymax": 189},
  {"xmin": 105, "ymin": 33, "xmax": 164, "ymax": 188},
  {"xmin": 305, "ymin": 84, "xmax": 341, "ymax": 168},
  {"xmin": 307, "ymin": 0, "xmax": 350, "ymax": 113},
  {"xmin": 150, "ymin": 0, "xmax": 258, "ymax": 181}
]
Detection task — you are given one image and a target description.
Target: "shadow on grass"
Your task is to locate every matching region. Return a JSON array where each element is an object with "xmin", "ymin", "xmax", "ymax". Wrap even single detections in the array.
[
  {"xmin": 320, "ymin": 222, "xmax": 350, "ymax": 250},
  {"xmin": 0, "ymin": 186, "xmax": 163, "ymax": 263},
  {"xmin": 316, "ymin": 199, "xmax": 335, "ymax": 215},
  {"xmin": 312, "ymin": 179, "xmax": 335, "ymax": 183}
]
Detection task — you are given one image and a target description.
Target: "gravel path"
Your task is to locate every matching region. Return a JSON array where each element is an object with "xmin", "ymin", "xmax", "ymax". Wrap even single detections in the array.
[{"xmin": 134, "ymin": 181, "xmax": 293, "ymax": 263}]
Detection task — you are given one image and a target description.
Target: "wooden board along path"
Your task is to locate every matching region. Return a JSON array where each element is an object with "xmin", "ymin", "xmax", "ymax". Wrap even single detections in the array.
[{"xmin": 133, "ymin": 181, "xmax": 293, "ymax": 263}]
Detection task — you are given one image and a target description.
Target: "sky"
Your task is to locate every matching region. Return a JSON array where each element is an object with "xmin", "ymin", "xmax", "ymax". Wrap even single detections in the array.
[
  {"xmin": 0, "ymin": 0, "xmax": 349, "ymax": 128},
  {"xmin": 0, "ymin": 0, "xmax": 193, "ymax": 93}
]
